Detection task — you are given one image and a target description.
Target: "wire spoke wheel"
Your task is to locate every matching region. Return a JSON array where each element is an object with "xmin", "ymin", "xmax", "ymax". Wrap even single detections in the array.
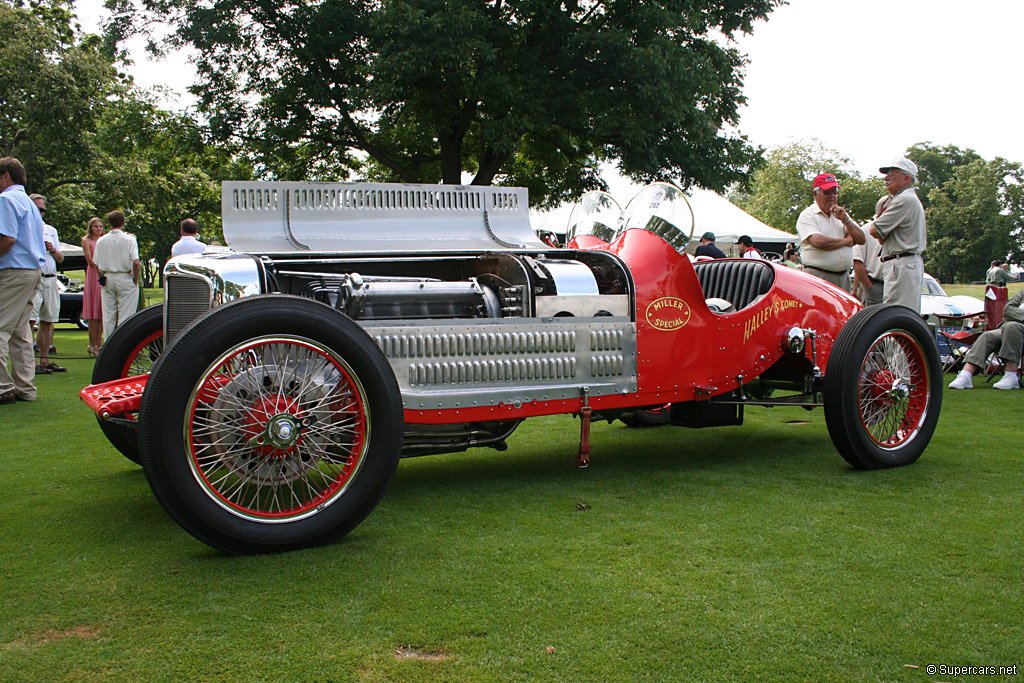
[
  {"xmin": 92, "ymin": 305, "xmax": 165, "ymax": 464},
  {"xmin": 824, "ymin": 305, "xmax": 942, "ymax": 470},
  {"xmin": 138, "ymin": 295, "xmax": 403, "ymax": 554},
  {"xmin": 187, "ymin": 337, "xmax": 370, "ymax": 522},
  {"xmin": 858, "ymin": 331, "xmax": 929, "ymax": 448}
]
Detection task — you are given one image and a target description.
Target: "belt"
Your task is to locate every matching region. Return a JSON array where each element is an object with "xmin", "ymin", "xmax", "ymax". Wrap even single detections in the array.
[
  {"xmin": 41, "ymin": 273, "xmax": 55, "ymax": 278},
  {"xmin": 805, "ymin": 265, "xmax": 847, "ymax": 275},
  {"xmin": 880, "ymin": 252, "xmax": 918, "ymax": 262}
]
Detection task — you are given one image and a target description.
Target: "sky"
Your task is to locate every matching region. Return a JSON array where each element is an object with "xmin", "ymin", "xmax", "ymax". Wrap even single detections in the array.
[{"xmin": 73, "ymin": 0, "xmax": 1024, "ymax": 178}]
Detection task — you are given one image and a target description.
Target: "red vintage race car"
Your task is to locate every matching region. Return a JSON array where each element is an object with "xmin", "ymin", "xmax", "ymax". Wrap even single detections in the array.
[{"xmin": 81, "ymin": 181, "xmax": 942, "ymax": 554}]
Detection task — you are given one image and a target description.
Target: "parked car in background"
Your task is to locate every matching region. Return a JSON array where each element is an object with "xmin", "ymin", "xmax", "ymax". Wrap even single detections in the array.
[
  {"xmin": 920, "ymin": 273, "xmax": 984, "ymax": 324},
  {"xmin": 57, "ymin": 274, "xmax": 88, "ymax": 330}
]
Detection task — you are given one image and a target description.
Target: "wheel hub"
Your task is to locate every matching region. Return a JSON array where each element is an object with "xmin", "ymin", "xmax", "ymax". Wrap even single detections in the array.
[{"xmin": 243, "ymin": 394, "xmax": 305, "ymax": 459}]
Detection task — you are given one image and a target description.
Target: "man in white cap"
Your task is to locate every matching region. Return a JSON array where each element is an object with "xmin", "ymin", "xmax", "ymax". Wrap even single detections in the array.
[{"xmin": 865, "ymin": 157, "xmax": 926, "ymax": 310}]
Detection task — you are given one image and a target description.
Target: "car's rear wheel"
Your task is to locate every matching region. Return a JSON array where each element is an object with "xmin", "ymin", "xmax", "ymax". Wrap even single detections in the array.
[
  {"xmin": 91, "ymin": 305, "xmax": 164, "ymax": 464},
  {"xmin": 824, "ymin": 305, "xmax": 942, "ymax": 469},
  {"xmin": 138, "ymin": 295, "xmax": 403, "ymax": 554}
]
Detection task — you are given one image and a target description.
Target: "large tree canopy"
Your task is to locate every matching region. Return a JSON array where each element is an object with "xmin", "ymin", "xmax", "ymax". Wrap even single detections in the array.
[
  {"xmin": 114, "ymin": 0, "xmax": 782, "ymax": 206},
  {"xmin": 1, "ymin": 0, "xmax": 248, "ymax": 265}
]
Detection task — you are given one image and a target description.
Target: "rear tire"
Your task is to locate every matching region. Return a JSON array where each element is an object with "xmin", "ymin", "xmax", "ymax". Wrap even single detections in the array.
[
  {"xmin": 91, "ymin": 305, "xmax": 165, "ymax": 464},
  {"xmin": 824, "ymin": 305, "xmax": 942, "ymax": 469},
  {"xmin": 139, "ymin": 295, "xmax": 403, "ymax": 554}
]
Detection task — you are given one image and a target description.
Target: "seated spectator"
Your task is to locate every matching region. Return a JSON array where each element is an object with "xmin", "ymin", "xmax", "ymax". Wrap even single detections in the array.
[
  {"xmin": 948, "ymin": 289, "xmax": 1024, "ymax": 390},
  {"xmin": 985, "ymin": 259, "xmax": 1014, "ymax": 329}
]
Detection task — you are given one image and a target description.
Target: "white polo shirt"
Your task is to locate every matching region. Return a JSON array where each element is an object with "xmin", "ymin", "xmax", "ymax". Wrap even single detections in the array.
[
  {"xmin": 796, "ymin": 203, "xmax": 853, "ymax": 273},
  {"xmin": 171, "ymin": 235, "xmax": 207, "ymax": 257}
]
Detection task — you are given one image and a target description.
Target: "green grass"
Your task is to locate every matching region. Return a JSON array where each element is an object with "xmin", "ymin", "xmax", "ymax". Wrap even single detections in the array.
[{"xmin": 2, "ymin": 327, "xmax": 1022, "ymax": 682}]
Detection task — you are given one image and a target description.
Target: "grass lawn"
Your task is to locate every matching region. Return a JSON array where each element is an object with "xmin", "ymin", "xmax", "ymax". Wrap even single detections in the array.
[{"xmin": 2, "ymin": 326, "xmax": 1022, "ymax": 682}]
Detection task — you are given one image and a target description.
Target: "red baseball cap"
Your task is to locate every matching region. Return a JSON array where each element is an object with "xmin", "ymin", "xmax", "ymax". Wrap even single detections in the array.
[{"xmin": 812, "ymin": 173, "xmax": 840, "ymax": 191}]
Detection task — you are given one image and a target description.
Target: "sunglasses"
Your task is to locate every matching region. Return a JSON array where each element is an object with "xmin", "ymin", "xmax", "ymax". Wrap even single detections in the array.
[{"xmin": 820, "ymin": 188, "xmax": 839, "ymax": 196}]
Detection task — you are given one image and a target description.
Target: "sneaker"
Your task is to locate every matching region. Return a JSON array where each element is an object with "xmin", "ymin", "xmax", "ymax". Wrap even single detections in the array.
[
  {"xmin": 993, "ymin": 374, "xmax": 1019, "ymax": 390},
  {"xmin": 35, "ymin": 364, "xmax": 52, "ymax": 375},
  {"xmin": 948, "ymin": 371, "xmax": 973, "ymax": 389}
]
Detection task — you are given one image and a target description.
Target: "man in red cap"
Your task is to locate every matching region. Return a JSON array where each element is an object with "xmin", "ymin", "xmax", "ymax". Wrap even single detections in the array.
[{"xmin": 795, "ymin": 173, "xmax": 865, "ymax": 291}]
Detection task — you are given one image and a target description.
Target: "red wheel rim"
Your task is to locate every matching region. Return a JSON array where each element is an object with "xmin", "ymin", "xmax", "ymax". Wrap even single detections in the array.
[
  {"xmin": 186, "ymin": 337, "xmax": 370, "ymax": 522},
  {"xmin": 120, "ymin": 329, "xmax": 164, "ymax": 378},
  {"xmin": 858, "ymin": 330, "xmax": 931, "ymax": 449}
]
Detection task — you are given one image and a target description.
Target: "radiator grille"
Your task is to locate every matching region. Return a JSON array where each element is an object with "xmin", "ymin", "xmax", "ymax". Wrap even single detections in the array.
[{"xmin": 166, "ymin": 276, "xmax": 212, "ymax": 342}]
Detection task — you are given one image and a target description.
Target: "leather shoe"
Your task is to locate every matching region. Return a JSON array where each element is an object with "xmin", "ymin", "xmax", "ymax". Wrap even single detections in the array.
[
  {"xmin": 0, "ymin": 390, "xmax": 15, "ymax": 405},
  {"xmin": 35, "ymin": 364, "xmax": 53, "ymax": 375},
  {"xmin": 44, "ymin": 361, "xmax": 67, "ymax": 373}
]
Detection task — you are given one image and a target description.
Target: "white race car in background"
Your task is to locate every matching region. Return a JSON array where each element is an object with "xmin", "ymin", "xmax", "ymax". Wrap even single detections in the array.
[{"xmin": 920, "ymin": 273, "xmax": 984, "ymax": 323}]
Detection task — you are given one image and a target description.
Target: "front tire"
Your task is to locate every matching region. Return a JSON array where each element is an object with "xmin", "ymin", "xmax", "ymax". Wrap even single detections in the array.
[
  {"xmin": 138, "ymin": 296, "xmax": 403, "ymax": 554},
  {"xmin": 824, "ymin": 305, "xmax": 942, "ymax": 469},
  {"xmin": 91, "ymin": 305, "xmax": 165, "ymax": 464}
]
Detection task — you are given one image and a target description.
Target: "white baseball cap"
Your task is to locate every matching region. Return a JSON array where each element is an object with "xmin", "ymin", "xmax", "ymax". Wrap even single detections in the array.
[{"xmin": 879, "ymin": 157, "xmax": 918, "ymax": 179}]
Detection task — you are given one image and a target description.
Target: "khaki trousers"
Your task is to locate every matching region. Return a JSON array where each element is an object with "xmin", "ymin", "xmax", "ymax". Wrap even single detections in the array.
[
  {"xmin": 882, "ymin": 254, "xmax": 923, "ymax": 311},
  {"xmin": 965, "ymin": 321, "xmax": 1024, "ymax": 368},
  {"xmin": 0, "ymin": 268, "xmax": 42, "ymax": 399},
  {"xmin": 101, "ymin": 272, "xmax": 140, "ymax": 340}
]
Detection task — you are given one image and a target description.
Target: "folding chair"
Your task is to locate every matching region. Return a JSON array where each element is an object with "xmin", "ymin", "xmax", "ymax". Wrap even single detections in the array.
[{"xmin": 935, "ymin": 313, "xmax": 985, "ymax": 374}]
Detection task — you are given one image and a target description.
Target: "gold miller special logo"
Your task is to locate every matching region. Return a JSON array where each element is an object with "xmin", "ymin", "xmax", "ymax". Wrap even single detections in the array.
[{"xmin": 645, "ymin": 297, "xmax": 691, "ymax": 331}]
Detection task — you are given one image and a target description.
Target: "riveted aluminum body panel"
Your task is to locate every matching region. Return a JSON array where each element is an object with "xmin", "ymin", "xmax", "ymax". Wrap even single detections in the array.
[
  {"xmin": 360, "ymin": 317, "xmax": 638, "ymax": 409},
  {"xmin": 222, "ymin": 181, "xmax": 546, "ymax": 254}
]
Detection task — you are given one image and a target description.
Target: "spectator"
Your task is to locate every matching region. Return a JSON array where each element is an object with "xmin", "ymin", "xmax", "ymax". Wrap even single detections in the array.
[
  {"xmin": 28, "ymin": 194, "xmax": 65, "ymax": 374},
  {"xmin": 948, "ymin": 289, "xmax": 1024, "ymax": 390},
  {"xmin": 852, "ymin": 197, "xmax": 887, "ymax": 307},
  {"xmin": 795, "ymin": 173, "xmax": 865, "ymax": 291},
  {"xmin": 81, "ymin": 216, "xmax": 105, "ymax": 355},
  {"xmin": 735, "ymin": 235, "xmax": 764, "ymax": 260},
  {"xmin": 171, "ymin": 218, "xmax": 207, "ymax": 257},
  {"xmin": 93, "ymin": 210, "xmax": 141, "ymax": 341},
  {"xmin": 867, "ymin": 157, "xmax": 926, "ymax": 310},
  {"xmin": 0, "ymin": 157, "xmax": 46, "ymax": 404},
  {"xmin": 984, "ymin": 259, "xmax": 1014, "ymax": 329},
  {"xmin": 694, "ymin": 231, "xmax": 726, "ymax": 259},
  {"xmin": 783, "ymin": 248, "xmax": 801, "ymax": 269}
]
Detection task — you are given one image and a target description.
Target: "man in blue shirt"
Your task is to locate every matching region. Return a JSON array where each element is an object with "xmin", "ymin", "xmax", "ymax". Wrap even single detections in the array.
[{"xmin": 0, "ymin": 157, "xmax": 46, "ymax": 404}]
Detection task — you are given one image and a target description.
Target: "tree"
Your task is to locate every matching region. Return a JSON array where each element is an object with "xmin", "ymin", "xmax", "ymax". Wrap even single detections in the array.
[
  {"xmin": 906, "ymin": 142, "xmax": 982, "ymax": 210},
  {"xmin": 0, "ymin": 1, "xmax": 116, "ymax": 193},
  {"xmin": 1, "ymin": 0, "xmax": 251, "ymax": 268},
  {"xmin": 924, "ymin": 158, "xmax": 1024, "ymax": 283},
  {"xmin": 111, "ymin": 0, "xmax": 783, "ymax": 207},
  {"xmin": 731, "ymin": 139, "xmax": 885, "ymax": 232}
]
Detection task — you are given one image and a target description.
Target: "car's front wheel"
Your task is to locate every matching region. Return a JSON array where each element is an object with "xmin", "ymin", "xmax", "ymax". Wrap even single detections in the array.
[
  {"xmin": 824, "ymin": 304, "xmax": 942, "ymax": 469},
  {"xmin": 138, "ymin": 295, "xmax": 403, "ymax": 554}
]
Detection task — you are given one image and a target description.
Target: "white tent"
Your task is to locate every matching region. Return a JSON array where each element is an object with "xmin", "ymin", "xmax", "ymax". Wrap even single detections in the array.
[{"xmin": 532, "ymin": 175, "xmax": 795, "ymax": 256}]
